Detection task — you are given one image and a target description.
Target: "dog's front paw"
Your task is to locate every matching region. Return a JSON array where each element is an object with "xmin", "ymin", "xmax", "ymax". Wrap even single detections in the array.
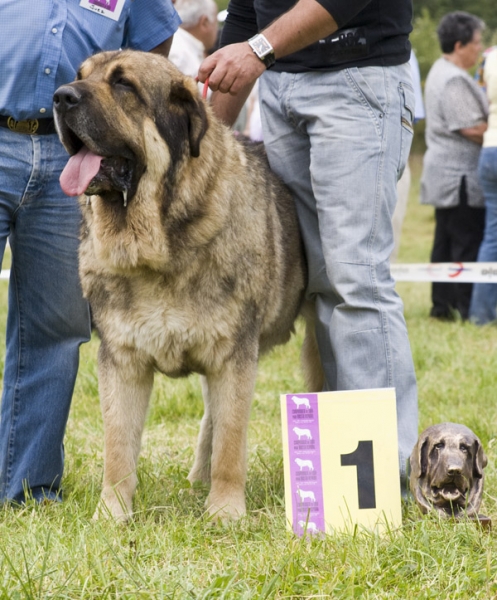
[
  {"xmin": 92, "ymin": 488, "xmax": 133, "ymax": 523},
  {"xmin": 206, "ymin": 489, "xmax": 246, "ymax": 524},
  {"xmin": 187, "ymin": 464, "xmax": 211, "ymax": 487}
]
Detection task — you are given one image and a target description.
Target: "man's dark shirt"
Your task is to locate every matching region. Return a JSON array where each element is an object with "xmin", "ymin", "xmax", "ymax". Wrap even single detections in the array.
[{"xmin": 221, "ymin": 0, "xmax": 412, "ymax": 72}]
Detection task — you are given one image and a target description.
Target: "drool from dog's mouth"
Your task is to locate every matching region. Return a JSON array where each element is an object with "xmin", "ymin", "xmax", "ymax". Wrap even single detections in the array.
[{"xmin": 60, "ymin": 145, "xmax": 134, "ymax": 202}]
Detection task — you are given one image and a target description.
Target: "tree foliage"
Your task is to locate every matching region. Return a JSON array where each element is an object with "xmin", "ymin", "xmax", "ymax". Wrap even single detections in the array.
[
  {"xmin": 410, "ymin": 9, "xmax": 441, "ymax": 82},
  {"xmin": 414, "ymin": 0, "xmax": 497, "ymax": 31}
]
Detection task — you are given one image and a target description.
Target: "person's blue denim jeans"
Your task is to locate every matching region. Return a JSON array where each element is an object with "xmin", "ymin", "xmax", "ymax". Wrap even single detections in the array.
[
  {"xmin": 0, "ymin": 127, "xmax": 91, "ymax": 503},
  {"xmin": 469, "ymin": 147, "xmax": 497, "ymax": 325},
  {"xmin": 259, "ymin": 64, "xmax": 418, "ymax": 485}
]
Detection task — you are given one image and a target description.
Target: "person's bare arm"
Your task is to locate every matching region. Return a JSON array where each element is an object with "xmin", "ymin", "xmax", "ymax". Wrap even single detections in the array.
[
  {"xmin": 210, "ymin": 85, "xmax": 255, "ymax": 128},
  {"xmin": 150, "ymin": 36, "xmax": 174, "ymax": 57},
  {"xmin": 459, "ymin": 121, "xmax": 488, "ymax": 145},
  {"xmin": 261, "ymin": 0, "xmax": 339, "ymax": 59}
]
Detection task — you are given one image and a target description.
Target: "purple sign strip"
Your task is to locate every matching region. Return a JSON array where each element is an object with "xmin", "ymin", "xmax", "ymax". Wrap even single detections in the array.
[
  {"xmin": 286, "ymin": 393, "xmax": 325, "ymax": 535},
  {"xmin": 90, "ymin": 0, "xmax": 118, "ymax": 12}
]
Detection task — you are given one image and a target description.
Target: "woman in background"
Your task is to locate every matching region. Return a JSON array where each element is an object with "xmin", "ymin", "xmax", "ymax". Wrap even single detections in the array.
[{"xmin": 420, "ymin": 12, "xmax": 488, "ymax": 320}]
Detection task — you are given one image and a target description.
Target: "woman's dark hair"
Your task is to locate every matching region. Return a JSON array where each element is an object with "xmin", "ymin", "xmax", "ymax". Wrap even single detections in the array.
[{"xmin": 437, "ymin": 11, "xmax": 485, "ymax": 54}]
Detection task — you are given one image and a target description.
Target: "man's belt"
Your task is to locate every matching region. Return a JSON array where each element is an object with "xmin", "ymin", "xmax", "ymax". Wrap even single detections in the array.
[{"xmin": 0, "ymin": 115, "xmax": 56, "ymax": 135}]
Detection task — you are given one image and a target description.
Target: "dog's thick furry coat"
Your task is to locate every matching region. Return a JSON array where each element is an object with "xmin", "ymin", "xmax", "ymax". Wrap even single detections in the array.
[{"xmin": 54, "ymin": 50, "xmax": 322, "ymax": 521}]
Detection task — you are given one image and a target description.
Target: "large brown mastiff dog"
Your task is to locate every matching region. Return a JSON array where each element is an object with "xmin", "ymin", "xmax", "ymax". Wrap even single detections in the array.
[
  {"xmin": 409, "ymin": 423, "xmax": 487, "ymax": 518},
  {"xmin": 53, "ymin": 50, "xmax": 323, "ymax": 522}
]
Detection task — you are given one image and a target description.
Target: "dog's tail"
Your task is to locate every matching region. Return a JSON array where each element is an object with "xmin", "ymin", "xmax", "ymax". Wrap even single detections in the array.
[{"xmin": 300, "ymin": 300, "xmax": 324, "ymax": 393}]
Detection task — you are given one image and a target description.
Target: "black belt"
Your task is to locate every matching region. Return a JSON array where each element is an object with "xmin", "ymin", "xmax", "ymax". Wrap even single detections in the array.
[{"xmin": 0, "ymin": 115, "xmax": 56, "ymax": 135}]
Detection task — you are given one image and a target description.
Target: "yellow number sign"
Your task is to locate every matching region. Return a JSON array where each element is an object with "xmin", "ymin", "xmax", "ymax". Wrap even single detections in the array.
[{"xmin": 280, "ymin": 388, "xmax": 402, "ymax": 535}]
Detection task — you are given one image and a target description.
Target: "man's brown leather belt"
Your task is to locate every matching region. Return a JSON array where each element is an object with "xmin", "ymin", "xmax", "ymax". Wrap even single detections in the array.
[{"xmin": 0, "ymin": 115, "xmax": 56, "ymax": 135}]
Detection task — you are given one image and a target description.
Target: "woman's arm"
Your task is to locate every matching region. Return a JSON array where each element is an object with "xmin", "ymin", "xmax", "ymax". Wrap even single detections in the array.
[{"xmin": 459, "ymin": 122, "xmax": 487, "ymax": 145}]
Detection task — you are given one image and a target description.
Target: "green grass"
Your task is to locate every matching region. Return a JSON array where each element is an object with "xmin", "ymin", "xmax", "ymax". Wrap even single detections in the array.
[{"xmin": 1, "ymin": 153, "xmax": 497, "ymax": 598}]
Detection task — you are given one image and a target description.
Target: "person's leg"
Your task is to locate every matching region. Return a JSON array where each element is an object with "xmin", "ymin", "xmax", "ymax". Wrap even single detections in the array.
[
  {"xmin": 448, "ymin": 177, "xmax": 485, "ymax": 320},
  {"xmin": 0, "ymin": 127, "xmax": 32, "ymax": 502},
  {"xmin": 0, "ymin": 130, "xmax": 91, "ymax": 503},
  {"xmin": 260, "ymin": 65, "xmax": 418, "ymax": 485},
  {"xmin": 430, "ymin": 208, "xmax": 457, "ymax": 319},
  {"xmin": 259, "ymin": 71, "xmax": 339, "ymax": 390},
  {"xmin": 470, "ymin": 147, "xmax": 497, "ymax": 324}
]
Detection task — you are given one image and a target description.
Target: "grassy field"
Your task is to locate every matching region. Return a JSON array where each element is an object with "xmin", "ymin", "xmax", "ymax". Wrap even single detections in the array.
[{"xmin": 1, "ymin": 153, "xmax": 497, "ymax": 598}]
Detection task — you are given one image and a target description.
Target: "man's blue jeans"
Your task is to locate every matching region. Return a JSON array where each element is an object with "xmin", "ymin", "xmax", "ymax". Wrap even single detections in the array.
[
  {"xmin": 259, "ymin": 64, "xmax": 418, "ymax": 484},
  {"xmin": 470, "ymin": 147, "xmax": 497, "ymax": 325},
  {"xmin": 0, "ymin": 127, "xmax": 91, "ymax": 503}
]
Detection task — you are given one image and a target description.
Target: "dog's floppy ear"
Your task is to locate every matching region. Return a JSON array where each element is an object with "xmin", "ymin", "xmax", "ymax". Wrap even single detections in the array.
[
  {"xmin": 465, "ymin": 436, "xmax": 487, "ymax": 516},
  {"xmin": 472, "ymin": 438, "xmax": 488, "ymax": 479},
  {"xmin": 409, "ymin": 436, "xmax": 432, "ymax": 514},
  {"xmin": 169, "ymin": 80, "xmax": 208, "ymax": 158},
  {"xmin": 411, "ymin": 437, "xmax": 430, "ymax": 478},
  {"xmin": 419, "ymin": 438, "xmax": 430, "ymax": 476}
]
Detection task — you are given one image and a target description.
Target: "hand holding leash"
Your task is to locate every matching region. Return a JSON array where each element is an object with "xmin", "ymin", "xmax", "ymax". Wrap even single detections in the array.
[{"xmin": 198, "ymin": 42, "xmax": 266, "ymax": 95}]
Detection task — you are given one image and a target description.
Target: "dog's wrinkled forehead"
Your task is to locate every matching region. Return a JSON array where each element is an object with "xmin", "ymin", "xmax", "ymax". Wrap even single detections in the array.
[
  {"xmin": 426, "ymin": 422, "xmax": 477, "ymax": 444},
  {"xmin": 77, "ymin": 50, "xmax": 176, "ymax": 92}
]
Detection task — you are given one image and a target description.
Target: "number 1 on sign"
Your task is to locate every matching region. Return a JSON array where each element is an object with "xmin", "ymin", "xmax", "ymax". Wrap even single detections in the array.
[{"xmin": 341, "ymin": 440, "xmax": 376, "ymax": 509}]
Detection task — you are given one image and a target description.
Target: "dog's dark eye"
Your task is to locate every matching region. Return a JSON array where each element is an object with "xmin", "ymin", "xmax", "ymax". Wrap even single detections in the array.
[
  {"xmin": 114, "ymin": 78, "xmax": 134, "ymax": 92},
  {"xmin": 460, "ymin": 444, "xmax": 469, "ymax": 453},
  {"xmin": 434, "ymin": 442, "xmax": 445, "ymax": 449}
]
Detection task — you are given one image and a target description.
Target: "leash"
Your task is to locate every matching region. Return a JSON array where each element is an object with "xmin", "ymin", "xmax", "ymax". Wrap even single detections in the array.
[
  {"xmin": 202, "ymin": 77, "xmax": 210, "ymax": 100},
  {"xmin": 194, "ymin": 76, "xmax": 210, "ymax": 100}
]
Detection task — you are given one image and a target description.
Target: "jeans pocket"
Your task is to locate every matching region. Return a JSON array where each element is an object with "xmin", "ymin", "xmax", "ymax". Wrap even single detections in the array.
[
  {"xmin": 345, "ymin": 67, "xmax": 386, "ymax": 136},
  {"xmin": 398, "ymin": 81, "xmax": 415, "ymax": 176}
]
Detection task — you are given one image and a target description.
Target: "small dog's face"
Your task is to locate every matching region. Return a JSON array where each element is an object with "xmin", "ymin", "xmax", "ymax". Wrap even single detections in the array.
[{"xmin": 409, "ymin": 423, "xmax": 487, "ymax": 518}]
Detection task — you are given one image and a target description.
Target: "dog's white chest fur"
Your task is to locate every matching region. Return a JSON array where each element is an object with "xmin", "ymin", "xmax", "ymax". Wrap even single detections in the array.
[{"xmin": 101, "ymin": 281, "xmax": 234, "ymax": 376}]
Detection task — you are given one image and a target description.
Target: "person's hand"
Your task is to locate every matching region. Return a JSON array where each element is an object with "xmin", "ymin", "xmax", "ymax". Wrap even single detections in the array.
[{"xmin": 198, "ymin": 42, "xmax": 266, "ymax": 95}]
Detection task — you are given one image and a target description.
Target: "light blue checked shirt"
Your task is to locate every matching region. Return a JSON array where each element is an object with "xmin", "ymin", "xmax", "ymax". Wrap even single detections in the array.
[{"xmin": 0, "ymin": 0, "xmax": 181, "ymax": 121}]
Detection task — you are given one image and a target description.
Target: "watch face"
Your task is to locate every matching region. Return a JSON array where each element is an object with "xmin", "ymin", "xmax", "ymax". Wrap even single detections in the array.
[{"xmin": 250, "ymin": 35, "xmax": 272, "ymax": 58}]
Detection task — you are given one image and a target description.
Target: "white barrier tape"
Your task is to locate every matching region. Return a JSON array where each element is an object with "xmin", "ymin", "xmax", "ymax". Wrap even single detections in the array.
[
  {"xmin": 392, "ymin": 263, "xmax": 497, "ymax": 283},
  {"xmin": 1, "ymin": 263, "xmax": 496, "ymax": 283}
]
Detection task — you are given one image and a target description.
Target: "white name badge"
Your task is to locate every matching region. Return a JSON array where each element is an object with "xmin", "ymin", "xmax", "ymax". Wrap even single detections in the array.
[
  {"xmin": 280, "ymin": 388, "xmax": 402, "ymax": 535},
  {"xmin": 80, "ymin": 0, "xmax": 126, "ymax": 21}
]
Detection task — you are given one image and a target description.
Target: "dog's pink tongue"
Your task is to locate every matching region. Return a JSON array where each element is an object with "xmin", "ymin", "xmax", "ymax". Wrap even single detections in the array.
[{"xmin": 60, "ymin": 146, "xmax": 103, "ymax": 197}]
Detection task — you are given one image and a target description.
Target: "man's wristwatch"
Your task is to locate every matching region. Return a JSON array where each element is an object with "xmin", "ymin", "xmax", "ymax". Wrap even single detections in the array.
[{"xmin": 248, "ymin": 33, "xmax": 276, "ymax": 69}]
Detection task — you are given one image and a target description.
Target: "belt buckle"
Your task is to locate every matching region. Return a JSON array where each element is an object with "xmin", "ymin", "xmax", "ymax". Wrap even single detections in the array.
[{"xmin": 7, "ymin": 116, "xmax": 39, "ymax": 134}]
